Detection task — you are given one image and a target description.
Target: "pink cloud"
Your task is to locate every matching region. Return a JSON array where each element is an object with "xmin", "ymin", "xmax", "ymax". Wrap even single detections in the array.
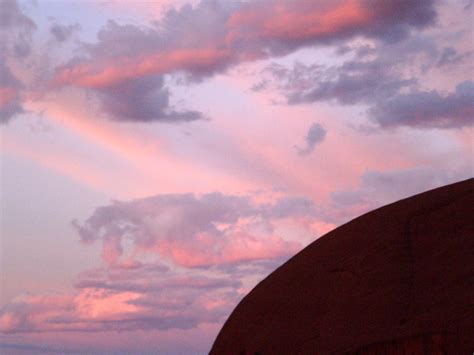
[
  {"xmin": 154, "ymin": 232, "xmax": 300, "ymax": 268},
  {"xmin": 52, "ymin": 0, "xmax": 436, "ymax": 90},
  {"xmin": 0, "ymin": 260, "xmax": 247, "ymax": 336},
  {"xmin": 226, "ymin": 0, "xmax": 371, "ymax": 46},
  {"xmin": 101, "ymin": 235, "xmax": 123, "ymax": 265},
  {"xmin": 52, "ymin": 48, "xmax": 233, "ymax": 89},
  {"xmin": 0, "ymin": 190, "xmax": 318, "ymax": 336},
  {"xmin": 72, "ymin": 192, "xmax": 317, "ymax": 268},
  {"xmin": 74, "ymin": 288, "xmax": 141, "ymax": 319},
  {"xmin": 43, "ymin": 0, "xmax": 437, "ymax": 125},
  {"xmin": 0, "ymin": 87, "xmax": 19, "ymax": 108}
]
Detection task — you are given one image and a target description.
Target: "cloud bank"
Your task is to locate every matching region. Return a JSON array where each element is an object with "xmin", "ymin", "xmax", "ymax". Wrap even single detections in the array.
[
  {"xmin": 1, "ymin": 191, "xmax": 318, "ymax": 335},
  {"xmin": 2, "ymin": 0, "xmax": 440, "ymax": 123},
  {"xmin": 72, "ymin": 192, "xmax": 316, "ymax": 267},
  {"xmin": 258, "ymin": 33, "xmax": 473, "ymax": 129}
]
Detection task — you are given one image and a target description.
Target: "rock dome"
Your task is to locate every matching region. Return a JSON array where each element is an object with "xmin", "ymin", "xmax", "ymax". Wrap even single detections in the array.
[{"xmin": 210, "ymin": 178, "xmax": 474, "ymax": 354}]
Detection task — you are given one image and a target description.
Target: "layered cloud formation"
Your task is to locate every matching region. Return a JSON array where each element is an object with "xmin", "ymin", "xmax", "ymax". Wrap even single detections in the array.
[
  {"xmin": 2, "ymin": 168, "xmax": 470, "ymax": 344},
  {"xmin": 72, "ymin": 192, "xmax": 314, "ymax": 267},
  {"xmin": 52, "ymin": 0, "xmax": 437, "ymax": 86},
  {"xmin": 2, "ymin": 0, "xmax": 445, "ymax": 124},
  {"xmin": 1, "ymin": 191, "xmax": 319, "ymax": 336},
  {"xmin": 3, "ymin": 0, "xmax": 471, "ymax": 128},
  {"xmin": 0, "ymin": 263, "xmax": 243, "ymax": 334},
  {"xmin": 257, "ymin": 32, "xmax": 473, "ymax": 129}
]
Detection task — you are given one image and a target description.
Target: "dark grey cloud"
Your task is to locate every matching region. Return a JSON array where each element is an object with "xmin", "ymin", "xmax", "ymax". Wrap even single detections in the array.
[
  {"xmin": 98, "ymin": 75, "xmax": 203, "ymax": 122},
  {"xmin": 0, "ymin": 0, "xmax": 36, "ymax": 123},
  {"xmin": 285, "ymin": 61, "xmax": 415, "ymax": 106},
  {"xmin": 0, "ymin": 0, "xmax": 36, "ymax": 59},
  {"xmin": 296, "ymin": 123, "xmax": 327, "ymax": 156},
  {"xmin": 0, "ymin": 0, "xmax": 35, "ymax": 30},
  {"xmin": 0, "ymin": 61, "xmax": 24, "ymax": 123},
  {"xmin": 263, "ymin": 195, "xmax": 319, "ymax": 218},
  {"xmin": 359, "ymin": 0, "xmax": 438, "ymax": 43},
  {"xmin": 437, "ymin": 47, "xmax": 457, "ymax": 67},
  {"xmin": 259, "ymin": 35, "xmax": 433, "ymax": 108},
  {"xmin": 370, "ymin": 81, "xmax": 474, "ymax": 129},
  {"xmin": 259, "ymin": 32, "xmax": 472, "ymax": 129},
  {"xmin": 50, "ymin": 23, "xmax": 80, "ymax": 42},
  {"xmin": 436, "ymin": 46, "xmax": 473, "ymax": 67}
]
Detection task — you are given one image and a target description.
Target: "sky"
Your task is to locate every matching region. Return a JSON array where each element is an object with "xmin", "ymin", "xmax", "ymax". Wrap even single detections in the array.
[{"xmin": 0, "ymin": 0, "xmax": 473, "ymax": 353}]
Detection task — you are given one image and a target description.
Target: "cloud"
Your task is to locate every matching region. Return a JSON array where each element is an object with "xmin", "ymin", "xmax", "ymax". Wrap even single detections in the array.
[
  {"xmin": 326, "ymin": 166, "xmax": 473, "ymax": 224},
  {"xmin": 283, "ymin": 61, "xmax": 415, "ymax": 106},
  {"xmin": 258, "ymin": 32, "xmax": 473, "ymax": 130},
  {"xmin": 72, "ymin": 192, "xmax": 317, "ymax": 267},
  {"xmin": 1, "ymin": 189, "xmax": 317, "ymax": 335},
  {"xmin": 257, "ymin": 34, "xmax": 436, "ymax": 106},
  {"xmin": 263, "ymin": 196, "xmax": 319, "ymax": 218},
  {"xmin": 50, "ymin": 23, "xmax": 80, "ymax": 42},
  {"xmin": 0, "ymin": 341, "xmax": 75, "ymax": 354},
  {"xmin": 0, "ymin": 0, "xmax": 36, "ymax": 59},
  {"xmin": 0, "ymin": 61, "xmax": 24, "ymax": 123},
  {"xmin": 54, "ymin": 0, "xmax": 438, "ymax": 86},
  {"xmin": 97, "ymin": 74, "xmax": 203, "ymax": 122},
  {"xmin": 0, "ymin": 263, "xmax": 242, "ymax": 334},
  {"xmin": 5, "ymin": 169, "xmax": 470, "ymax": 336},
  {"xmin": 1, "ymin": 234, "xmax": 299, "ymax": 336},
  {"xmin": 47, "ymin": 0, "xmax": 437, "ymax": 123},
  {"xmin": 370, "ymin": 81, "xmax": 474, "ymax": 129},
  {"xmin": 0, "ymin": 0, "xmax": 36, "ymax": 123},
  {"xmin": 227, "ymin": 0, "xmax": 437, "ymax": 49},
  {"xmin": 464, "ymin": 0, "xmax": 473, "ymax": 10},
  {"xmin": 0, "ymin": 0, "xmax": 439, "ymax": 124},
  {"xmin": 296, "ymin": 122, "xmax": 327, "ymax": 156}
]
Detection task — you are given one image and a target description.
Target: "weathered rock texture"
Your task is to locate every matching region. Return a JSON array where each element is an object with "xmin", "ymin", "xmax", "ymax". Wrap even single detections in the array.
[{"xmin": 210, "ymin": 178, "xmax": 474, "ymax": 354}]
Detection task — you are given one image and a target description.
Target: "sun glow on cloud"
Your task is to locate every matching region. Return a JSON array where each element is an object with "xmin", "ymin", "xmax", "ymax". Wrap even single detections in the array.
[
  {"xmin": 1, "ymin": 0, "xmax": 473, "ymax": 353},
  {"xmin": 75, "ymin": 289, "xmax": 142, "ymax": 318}
]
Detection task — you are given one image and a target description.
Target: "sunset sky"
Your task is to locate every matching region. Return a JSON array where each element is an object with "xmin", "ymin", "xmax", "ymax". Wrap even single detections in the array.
[{"xmin": 0, "ymin": 0, "xmax": 473, "ymax": 353}]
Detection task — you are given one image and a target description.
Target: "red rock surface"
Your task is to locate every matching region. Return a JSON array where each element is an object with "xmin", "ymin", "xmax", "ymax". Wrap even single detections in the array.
[{"xmin": 210, "ymin": 178, "xmax": 474, "ymax": 354}]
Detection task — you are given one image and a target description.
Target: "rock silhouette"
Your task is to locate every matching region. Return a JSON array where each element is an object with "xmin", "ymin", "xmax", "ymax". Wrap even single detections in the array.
[{"xmin": 210, "ymin": 178, "xmax": 474, "ymax": 354}]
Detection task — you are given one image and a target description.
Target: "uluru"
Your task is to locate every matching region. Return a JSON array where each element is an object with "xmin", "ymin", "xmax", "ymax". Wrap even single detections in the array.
[{"xmin": 210, "ymin": 178, "xmax": 474, "ymax": 354}]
